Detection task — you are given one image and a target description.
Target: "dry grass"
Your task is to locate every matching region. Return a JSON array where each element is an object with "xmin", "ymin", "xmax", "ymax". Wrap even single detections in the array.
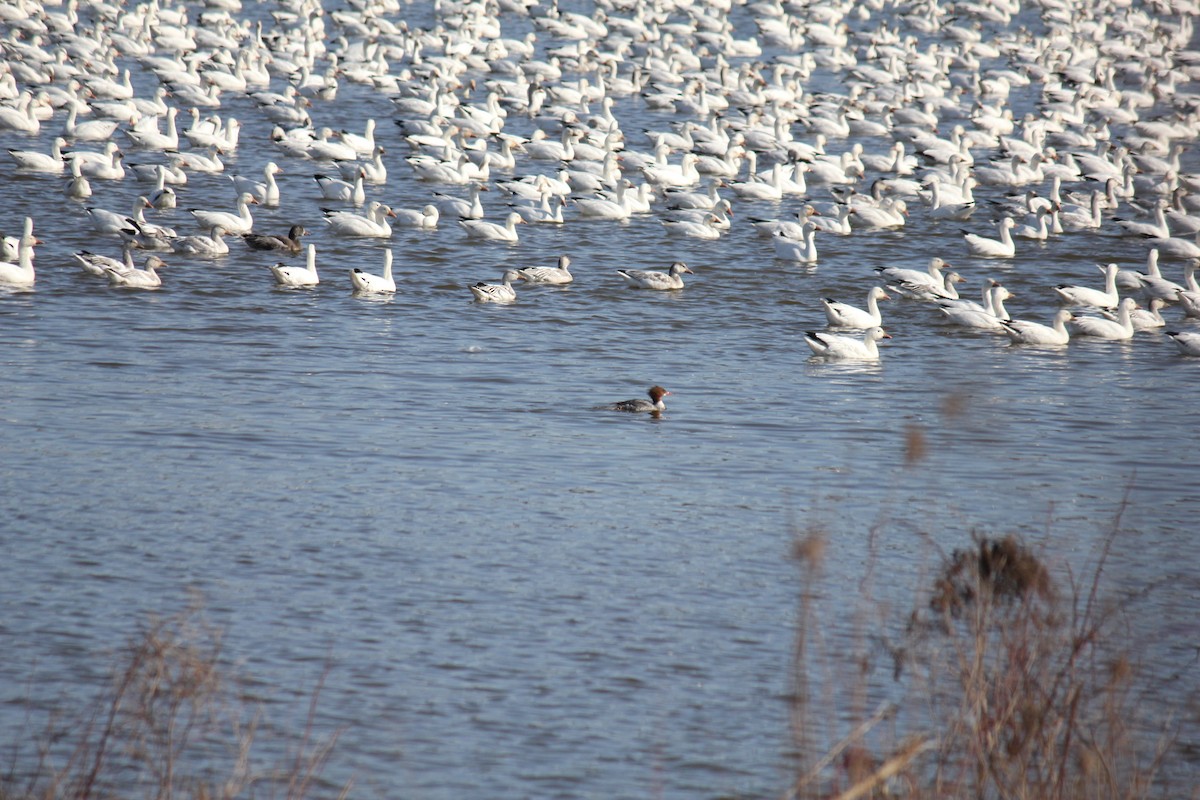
[
  {"xmin": 0, "ymin": 603, "xmax": 349, "ymax": 800},
  {"xmin": 781, "ymin": 500, "xmax": 1186, "ymax": 800}
]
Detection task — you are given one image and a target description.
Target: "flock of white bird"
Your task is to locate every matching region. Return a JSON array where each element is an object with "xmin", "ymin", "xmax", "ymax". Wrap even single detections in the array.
[{"xmin": 3, "ymin": 0, "xmax": 1200, "ymax": 361}]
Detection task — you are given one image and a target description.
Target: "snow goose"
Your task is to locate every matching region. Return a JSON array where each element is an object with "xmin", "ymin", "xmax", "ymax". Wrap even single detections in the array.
[
  {"xmin": 124, "ymin": 107, "xmax": 179, "ymax": 150},
  {"xmin": 617, "ymin": 261, "xmax": 693, "ymax": 290},
  {"xmin": 598, "ymin": 385, "xmax": 670, "ymax": 413},
  {"xmin": 821, "ymin": 286, "xmax": 889, "ymax": 328},
  {"xmin": 0, "ymin": 217, "xmax": 36, "ymax": 287},
  {"xmin": 269, "ymin": 244, "xmax": 319, "ymax": 287},
  {"xmin": 773, "ymin": 224, "xmax": 819, "ymax": 263},
  {"xmin": 963, "ymin": 217, "xmax": 1016, "ymax": 257},
  {"xmin": 8, "ymin": 135, "xmax": 67, "ymax": 172},
  {"xmin": 314, "ymin": 170, "xmax": 366, "ymax": 205},
  {"xmin": 79, "ymin": 147, "xmax": 125, "ymax": 180},
  {"xmin": 1102, "ymin": 297, "xmax": 1165, "ymax": 330},
  {"xmin": 512, "ymin": 193, "xmax": 568, "ymax": 224},
  {"xmin": 459, "ymin": 212, "xmax": 524, "ymax": 243},
  {"xmin": 350, "ymin": 249, "xmax": 395, "ymax": 293},
  {"xmin": 804, "ymin": 327, "xmax": 891, "ymax": 360},
  {"xmin": 876, "ymin": 257, "xmax": 951, "ymax": 290},
  {"xmin": 851, "ymin": 198, "xmax": 908, "ymax": 228},
  {"xmin": 517, "ymin": 255, "xmax": 573, "ymax": 285},
  {"xmin": 324, "ymin": 202, "xmax": 396, "ymax": 238},
  {"xmin": 64, "ymin": 158, "xmax": 92, "ymax": 200},
  {"xmin": 190, "ymin": 193, "xmax": 258, "ymax": 235},
  {"xmin": 1054, "ymin": 263, "xmax": 1121, "ymax": 308},
  {"xmin": 1070, "ymin": 298, "xmax": 1138, "ymax": 340},
  {"xmin": 172, "ymin": 225, "xmax": 230, "ymax": 256},
  {"xmin": 1059, "ymin": 190, "xmax": 1104, "ymax": 230},
  {"xmin": 61, "ymin": 104, "xmax": 120, "ymax": 142},
  {"xmin": 231, "ymin": 161, "xmax": 282, "ymax": 206},
  {"xmin": 1164, "ymin": 330, "xmax": 1200, "ymax": 356},
  {"xmin": 1013, "ymin": 206, "xmax": 1054, "ymax": 241},
  {"xmin": 470, "ymin": 270, "xmax": 522, "ymax": 303},
  {"xmin": 243, "ymin": 224, "xmax": 307, "ymax": 253},
  {"xmin": 103, "ymin": 254, "xmax": 167, "ymax": 289},
  {"xmin": 926, "ymin": 179, "xmax": 976, "ymax": 220},
  {"xmin": 341, "ymin": 118, "xmax": 378, "ymax": 157},
  {"xmin": 86, "ymin": 197, "xmax": 153, "ymax": 235},
  {"xmin": 337, "ymin": 145, "xmax": 387, "ymax": 184},
  {"xmin": 1000, "ymin": 309, "xmax": 1073, "ymax": 346},
  {"xmin": 1114, "ymin": 201, "xmax": 1171, "ymax": 239},
  {"xmin": 939, "ymin": 284, "xmax": 1013, "ymax": 329},
  {"xmin": 1134, "ymin": 252, "xmax": 1187, "ymax": 302},
  {"xmin": 642, "ymin": 152, "xmax": 701, "ymax": 188},
  {"xmin": 435, "ymin": 183, "xmax": 488, "ymax": 220},
  {"xmin": 661, "ymin": 212, "xmax": 724, "ymax": 240},
  {"xmin": 73, "ymin": 245, "xmax": 134, "ymax": 277},
  {"xmin": 393, "ymin": 204, "xmax": 440, "ymax": 229},
  {"xmin": 893, "ymin": 270, "xmax": 966, "ymax": 301}
]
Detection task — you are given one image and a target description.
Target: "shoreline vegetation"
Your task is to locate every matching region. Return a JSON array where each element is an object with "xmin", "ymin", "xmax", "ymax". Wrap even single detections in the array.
[
  {"xmin": 0, "ymin": 603, "xmax": 350, "ymax": 800},
  {"xmin": 784, "ymin": 483, "xmax": 1188, "ymax": 800}
]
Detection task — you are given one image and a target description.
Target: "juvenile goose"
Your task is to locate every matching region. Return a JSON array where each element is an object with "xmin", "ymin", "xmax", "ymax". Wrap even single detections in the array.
[
  {"xmin": 617, "ymin": 261, "xmax": 693, "ymax": 290},
  {"xmin": 103, "ymin": 254, "xmax": 168, "ymax": 289},
  {"xmin": 243, "ymin": 224, "xmax": 308, "ymax": 253},
  {"xmin": 517, "ymin": 255, "xmax": 573, "ymax": 285}
]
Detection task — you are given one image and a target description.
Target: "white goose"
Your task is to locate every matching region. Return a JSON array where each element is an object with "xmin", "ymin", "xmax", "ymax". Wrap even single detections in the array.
[
  {"xmin": 324, "ymin": 202, "xmax": 395, "ymax": 237},
  {"xmin": 86, "ymin": 197, "xmax": 153, "ymax": 235},
  {"xmin": 617, "ymin": 261, "xmax": 693, "ymax": 290},
  {"xmin": 172, "ymin": 226, "xmax": 230, "ymax": 256},
  {"xmin": 963, "ymin": 217, "xmax": 1016, "ymax": 257},
  {"xmin": 1165, "ymin": 330, "xmax": 1200, "ymax": 356},
  {"xmin": 470, "ymin": 270, "xmax": 522, "ymax": 303},
  {"xmin": 269, "ymin": 243, "xmax": 319, "ymax": 287},
  {"xmin": 350, "ymin": 249, "xmax": 395, "ymax": 293},
  {"xmin": 1102, "ymin": 297, "xmax": 1165, "ymax": 330},
  {"xmin": 1054, "ymin": 263, "xmax": 1121, "ymax": 308},
  {"xmin": 773, "ymin": 224, "xmax": 819, "ymax": 263},
  {"xmin": 459, "ymin": 212, "xmax": 524, "ymax": 243},
  {"xmin": 939, "ymin": 284, "xmax": 1013, "ymax": 329},
  {"xmin": 821, "ymin": 286, "xmax": 890, "ymax": 328},
  {"xmin": 8, "ymin": 136, "xmax": 68, "ymax": 172},
  {"xmin": 435, "ymin": 183, "xmax": 488, "ymax": 220},
  {"xmin": 231, "ymin": 161, "xmax": 282, "ymax": 206},
  {"xmin": 1000, "ymin": 309, "xmax": 1073, "ymax": 345},
  {"xmin": 190, "ymin": 192, "xmax": 258, "ymax": 235},
  {"xmin": 0, "ymin": 217, "xmax": 36, "ymax": 287},
  {"xmin": 517, "ymin": 255, "xmax": 573, "ymax": 285},
  {"xmin": 876, "ymin": 257, "xmax": 951, "ymax": 290},
  {"xmin": 73, "ymin": 245, "xmax": 134, "ymax": 277},
  {"xmin": 1070, "ymin": 297, "xmax": 1137, "ymax": 340},
  {"xmin": 393, "ymin": 204, "xmax": 440, "ymax": 229},
  {"xmin": 314, "ymin": 170, "xmax": 366, "ymax": 204},
  {"xmin": 61, "ymin": 103, "xmax": 120, "ymax": 142},
  {"xmin": 804, "ymin": 326, "xmax": 891, "ymax": 360},
  {"xmin": 104, "ymin": 254, "xmax": 168, "ymax": 289}
]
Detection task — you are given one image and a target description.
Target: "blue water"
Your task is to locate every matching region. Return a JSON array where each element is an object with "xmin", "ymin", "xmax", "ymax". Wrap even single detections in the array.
[{"xmin": 2, "ymin": 0, "xmax": 1200, "ymax": 796}]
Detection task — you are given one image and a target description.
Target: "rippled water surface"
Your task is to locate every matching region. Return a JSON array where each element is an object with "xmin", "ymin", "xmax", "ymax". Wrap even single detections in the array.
[{"xmin": 2, "ymin": 0, "xmax": 1200, "ymax": 796}]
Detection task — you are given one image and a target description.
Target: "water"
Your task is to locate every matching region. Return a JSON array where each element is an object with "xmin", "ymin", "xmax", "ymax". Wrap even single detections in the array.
[{"xmin": 2, "ymin": 0, "xmax": 1200, "ymax": 796}]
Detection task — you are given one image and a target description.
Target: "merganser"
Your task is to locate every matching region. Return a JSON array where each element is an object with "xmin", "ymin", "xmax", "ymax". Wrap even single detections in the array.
[{"xmin": 601, "ymin": 385, "xmax": 670, "ymax": 413}]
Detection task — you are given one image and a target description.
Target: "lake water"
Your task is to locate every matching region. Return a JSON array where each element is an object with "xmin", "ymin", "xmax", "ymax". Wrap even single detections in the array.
[{"xmin": 2, "ymin": 0, "xmax": 1199, "ymax": 796}]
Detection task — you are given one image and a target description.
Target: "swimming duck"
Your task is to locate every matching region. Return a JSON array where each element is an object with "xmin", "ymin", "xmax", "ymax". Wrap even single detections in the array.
[{"xmin": 600, "ymin": 385, "xmax": 670, "ymax": 413}]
